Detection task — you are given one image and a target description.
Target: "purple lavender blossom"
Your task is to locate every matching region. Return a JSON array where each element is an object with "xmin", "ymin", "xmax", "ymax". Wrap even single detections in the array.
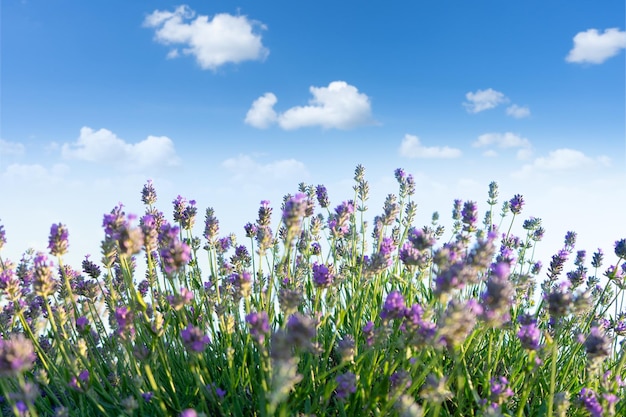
[
  {"xmin": 517, "ymin": 316, "xmax": 541, "ymax": 350},
  {"xmin": 546, "ymin": 281, "xmax": 573, "ymax": 319},
  {"xmin": 315, "ymin": 185, "xmax": 330, "ymax": 208},
  {"xmin": 579, "ymin": 388, "xmax": 603, "ymax": 417},
  {"xmin": 181, "ymin": 325, "xmax": 210, "ymax": 353},
  {"xmin": 312, "ymin": 262, "xmax": 334, "ymax": 288},
  {"xmin": 158, "ymin": 223, "xmax": 191, "ymax": 274},
  {"xmin": 489, "ymin": 376, "xmax": 514, "ymax": 405},
  {"xmin": 591, "ymin": 249, "xmax": 604, "ymax": 268},
  {"xmin": 48, "ymin": 223, "xmax": 69, "ymax": 256},
  {"xmin": 167, "ymin": 288, "xmax": 194, "ymax": 311},
  {"xmin": 509, "ymin": 194, "xmax": 524, "ymax": 215},
  {"xmin": 380, "ymin": 291, "xmax": 406, "ymax": 320},
  {"xmin": 286, "ymin": 313, "xmax": 317, "ymax": 350},
  {"xmin": 32, "ymin": 253, "xmax": 57, "ymax": 298},
  {"xmin": 363, "ymin": 321, "xmax": 375, "ymax": 346},
  {"xmin": 140, "ymin": 215, "xmax": 158, "ymax": 253},
  {"xmin": 0, "ymin": 333, "xmax": 36, "ymax": 376},
  {"xmin": 244, "ymin": 222, "xmax": 258, "ymax": 238},
  {"xmin": 335, "ymin": 372, "xmax": 357, "ymax": 400},
  {"xmin": 141, "ymin": 180, "xmax": 157, "ymax": 206},
  {"xmin": 257, "ymin": 200, "xmax": 272, "ymax": 227},
  {"xmin": 328, "ymin": 201, "xmax": 355, "ymax": 238},
  {"xmin": 461, "ymin": 201, "xmax": 478, "ymax": 232},
  {"xmin": 615, "ymin": 238, "xmax": 626, "ymax": 259},
  {"xmin": 246, "ymin": 311, "xmax": 270, "ymax": 344},
  {"xmin": 0, "ymin": 222, "xmax": 6, "ymax": 250},
  {"xmin": 438, "ymin": 299, "xmax": 482, "ymax": 348},
  {"xmin": 584, "ymin": 326, "xmax": 611, "ymax": 361},
  {"xmin": 229, "ymin": 271, "xmax": 252, "ymax": 298},
  {"xmin": 115, "ymin": 306, "xmax": 135, "ymax": 340}
]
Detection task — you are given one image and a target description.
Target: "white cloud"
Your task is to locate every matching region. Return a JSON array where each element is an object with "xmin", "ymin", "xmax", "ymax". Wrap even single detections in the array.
[
  {"xmin": 166, "ymin": 49, "xmax": 180, "ymax": 59},
  {"xmin": 143, "ymin": 5, "xmax": 269, "ymax": 70},
  {"xmin": 61, "ymin": 127, "xmax": 180, "ymax": 171},
  {"xmin": 483, "ymin": 150, "xmax": 498, "ymax": 158},
  {"xmin": 399, "ymin": 134, "xmax": 462, "ymax": 159},
  {"xmin": 221, "ymin": 154, "xmax": 308, "ymax": 182},
  {"xmin": 245, "ymin": 93, "xmax": 278, "ymax": 129},
  {"xmin": 506, "ymin": 104, "xmax": 531, "ymax": 119},
  {"xmin": 474, "ymin": 132, "xmax": 531, "ymax": 149},
  {"xmin": 246, "ymin": 81, "xmax": 374, "ymax": 130},
  {"xmin": 2, "ymin": 163, "xmax": 69, "ymax": 182},
  {"xmin": 566, "ymin": 28, "xmax": 626, "ymax": 64},
  {"xmin": 0, "ymin": 139, "xmax": 25, "ymax": 156},
  {"xmin": 463, "ymin": 88, "xmax": 508, "ymax": 113},
  {"xmin": 513, "ymin": 148, "xmax": 610, "ymax": 178}
]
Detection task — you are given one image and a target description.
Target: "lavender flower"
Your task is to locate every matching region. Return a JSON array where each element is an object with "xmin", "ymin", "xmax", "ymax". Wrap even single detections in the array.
[
  {"xmin": 203, "ymin": 207, "xmax": 220, "ymax": 245},
  {"xmin": 158, "ymin": 223, "xmax": 191, "ymax": 274},
  {"xmin": 546, "ymin": 281, "xmax": 573, "ymax": 320},
  {"xmin": 246, "ymin": 311, "xmax": 270, "ymax": 344},
  {"xmin": 179, "ymin": 409, "xmax": 198, "ymax": 417},
  {"xmin": 312, "ymin": 262, "xmax": 334, "ymax": 288},
  {"xmin": 584, "ymin": 326, "xmax": 611, "ymax": 361},
  {"xmin": 257, "ymin": 200, "xmax": 272, "ymax": 227},
  {"xmin": 380, "ymin": 291, "xmax": 406, "ymax": 320},
  {"xmin": 229, "ymin": 271, "xmax": 252, "ymax": 298},
  {"xmin": 115, "ymin": 306, "xmax": 135, "ymax": 340},
  {"xmin": 591, "ymin": 249, "xmax": 604, "ymax": 268},
  {"xmin": 0, "ymin": 333, "xmax": 36, "ymax": 376},
  {"xmin": 48, "ymin": 223, "xmax": 69, "ymax": 256},
  {"xmin": 480, "ymin": 262, "xmax": 514, "ymax": 327},
  {"xmin": 167, "ymin": 288, "xmax": 194, "ymax": 311},
  {"xmin": 328, "ymin": 201, "xmax": 355, "ymax": 238},
  {"xmin": 286, "ymin": 313, "xmax": 317, "ymax": 351},
  {"xmin": 615, "ymin": 238, "xmax": 626, "ymax": 259},
  {"xmin": 140, "ymin": 214, "xmax": 158, "ymax": 253},
  {"xmin": 32, "ymin": 253, "xmax": 57, "ymax": 298},
  {"xmin": 315, "ymin": 185, "xmax": 330, "ymax": 208},
  {"xmin": 181, "ymin": 325, "xmax": 210, "ymax": 353},
  {"xmin": 489, "ymin": 376, "xmax": 514, "ymax": 405},
  {"xmin": 461, "ymin": 201, "xmax": 478, "ymax": 232},
  {"xmin": 579, "ymin": 388, "xmax": 602, "ymax": 417},
  {"xmin": 517, "ymin": 316, "xmax": 541, "ymax": 350},
  {"xmin": 509, "ymin": 194, "xmax": 524, "ymax": 215},
  {"xmin": 141, "ymin": 180, "xmax": 157, "ymax": 206},
  {"xmin": 244, "ymin": 222, "xmax": 257, "ymax": 238},
  {"xmin": 0, "ymin": 222, "xmax": 6, "ymax": 250},
  {"xmin": 335, "ymin": 372, "xmax": 357, "ymax": 400},
  {"xmin": 438, "ymin": 299, "xmax": 482, "ymax": 348}
]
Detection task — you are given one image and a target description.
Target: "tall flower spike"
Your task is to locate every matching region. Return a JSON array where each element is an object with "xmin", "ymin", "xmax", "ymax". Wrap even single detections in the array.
[{"xmin": 48, "ymin": 223, "xmax": 69, "ymax": 256}]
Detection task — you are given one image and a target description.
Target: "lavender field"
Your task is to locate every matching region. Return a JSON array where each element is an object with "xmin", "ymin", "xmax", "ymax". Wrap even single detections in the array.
[{"xmin": 0, "ymin": 165, "xmax": 624, "ymax": 416}]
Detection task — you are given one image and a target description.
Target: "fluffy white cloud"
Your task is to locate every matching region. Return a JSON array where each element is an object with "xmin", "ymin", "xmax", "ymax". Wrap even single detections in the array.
[
  {"xmin": 245, "ymin": 93, "xmax": 278, "ymax": 129},
  {"xmin": 463, "ymin": 88, "xmax": 508, "ymax": 113},
  {"xmin": 221, "ymin": 154, "xmax": 308, "ymax": 182},
  {"xmin": 566, "ymin": 28, "xmax": 626, "ymax": 64},
  {"xmin": 513, "ymin": 148, "xmax": 610, "ymax": 178},
  {"xmin": 143, "ymin": 5, "xmax": 269, "ymax": 70},
  {"xmin": 474, "ymin": 132, "xmax": 531, "ymax": 149},
  {"xmin": 399, "ymin": 134, "xmax": 462, "ymax": 159},
  {"xmin": 1, "ymin": 139, "xmax": 26, "ymax": 157},
  {"xmin": 506, "ymin": 104, "xmax": 531, "ymax": 119},
  {"xmin": 245, "ymin": 81, "xmax": 374, "ymax": 130},
  {"xmin": 61, "ymin": 127, "xmax": 180, "ymax": 171}
]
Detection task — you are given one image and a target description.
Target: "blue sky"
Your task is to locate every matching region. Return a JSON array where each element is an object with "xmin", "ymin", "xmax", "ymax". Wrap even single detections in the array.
[{"xmin": 1, "ymin": 0, "xmax": 625, "ymax": 269}]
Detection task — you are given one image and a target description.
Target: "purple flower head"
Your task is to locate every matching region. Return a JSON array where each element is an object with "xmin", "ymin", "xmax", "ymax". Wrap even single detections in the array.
[
  {"xmin": 407, "ymin": 227, "xmax": 437, "ymax": 250},
  {"xmin": 172, "ymin": 195, "xmax": 186, "ymax": 223},
  {"xmin": 115, "ymin": 306, "xmax": 135, "ymax": 339},
  {"xmin": 229, "ymin": 271, "xmax": 252, "ymax": 298},
  {"xmin": 167, "ymin": 288, "xmax": 194, "ymax": 311},
  {"xmin": 579, "ymin": 388, "xmax": 602, "ymax": 417},
  {"xmin": 141, "ymin": 180, "xmax": 157, "ymax": 206},
  {"xmin": 0, "ymin": 222, "xmax": 6, "ymax": 250},
  {"xmin": 140, "ymin": 215, "xmax": 158, "ymax": 253},
  {"xmin": 329, "ymin": 201, "xmax": 354, "ymax": 238},
  {"xmin": 584, "ymin": 326, "xmax": 611, "ymax": 361},
  {"xmin": 141, "ymin": 392, "xmax": 154, "ymax": 402},
  {"xmin": 207, "ymin": 383, "xmax": 227, "ymax": 399},
  {"xmin": 0, "ymin": 333, "xmax": 36, "ymax": 376},
  {"xmin": 489, "ymin": 376, "xmax": 514, "ymax": 405},
  {"xmin": 286, "ymin": 313, "xmax": 317, "ymax": 349},
  {"xmin": 380, "ymin": 291, "xmax": 406, "ymax": 320},
  {"xmin": 244, "ymin": 222, "xmax": 258, "ymax": 238},
  {"xmin": 103, "ymin": 204, "xmax": 126, "ymax": 238},
  {"xmin": 591, "ymin": 249, "xmax": 604, "ymax": 268},
  {"xmin": 315, "ymin": 185, "xmax": 330, "ymax": 208},
  {"xmin": 564, "ymin": 231, "xmax": 577, "ymax": 251},
  {"xmin": 246, "ymin": 311, "xmax": 270, "ymax": 344},
  {"xmin": 32, "ymin": 253, "xmax": 57, "ymax": 298},
  {"xmin": 509, "ymin": 194, "xmax": 524, "ymax": 215},
  {"xmin": 311, "ymin": 242, "xmax": 321, "ymax": 255},
  {"xmin": 335, "ymin": 372, "xmax": 357, "ymax": 400},
  {"xmin": 546, "ymin": 281, "xmax": 573, "ymax": 319},
  {"xmin": 438, "ymin": 299, "xmax": 482, "ymax": 348},
  {"xmin": 614, "ymin": 238, "xmax": 626, "ymax": 259},
  {"xmin": 48, "ymin": 223, "xmax": 69, "ymax": 256},
  {"xmin": 282, "ymin": 193, "xmax": 308, "ymax": 235},
  {"xmin": 257, "ymin": 200, "xmax": 272, "ymax": 227},
  {"xmin": 461, "ymin": 201, "xmax": 478, "ymax": 232},
  {"xmin": 76, "ymin": 316, "xmax": 89, "ymax": 333},
  {"xmin": 181, "ymin": 325, "xmax": 210, "ymax": 353},
  {"xmin": 363, "ymin": 321, "xmax": 375, "ymax": 346},
  {"xmin": 158, "ymin": 223, "xmax": 191, "ymax": 274},
  {"xmin": 312, "ymin": 262, "xmax": 334, "ymax": 288},
  {"xmin": 179, "ymin": 409, "xmax": 198, "ymax": 417},
  {"xmin": 517, "ymin": 316, "xmax": 541, "ymax": 350}
]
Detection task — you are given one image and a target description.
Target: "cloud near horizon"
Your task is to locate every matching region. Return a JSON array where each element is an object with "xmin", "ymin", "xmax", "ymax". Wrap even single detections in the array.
[
  {"xmin": 245, "ymin": 81, "xmax": 374, "ymax": 130},
  {"xmin": 566, "ymin": 28, "xmax": 626, "ymax": 64},
  {"xmin": 143, "ymin": 5, "xmax": 269, "ymax": 70},
  {"xmin": 473, "ymin": 132, "xmax": 532, "ymax": 159},
  {"xmin": 61, "ymin": 127, "xmax": 181, "ymax": 172},
  {"xmin": 512, "ymin": 148, "xmax": 610, "ymax": 178},
  {"xmin": 221, "ymin": 154, "xmax": 308, "ymax": 183},
  {"xmin": 399, "ymin": 134, "xmax": 462, "ymax": 159}
]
